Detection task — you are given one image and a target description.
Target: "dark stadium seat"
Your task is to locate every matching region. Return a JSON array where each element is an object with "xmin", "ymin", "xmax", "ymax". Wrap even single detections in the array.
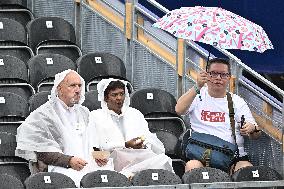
[
  {"xmin": 232, "ymin": 166, "xmax": 283, "ymax": 182},
  {"xmin": 0, "ymin": 18, "xmax": 26, "ymax": 44},
  {"xmin": 28, "ymin": 91, "xmax": 50, "ymax": 113},
  {"xmin": 28, "ymin": 54, "xmax": 76, "ymax": 92},
  {"xmin": 0, "ymin": 18, "xmax": 33, "ymax": 63},
  {"xmin": 0, "ymin": 55, "xmax": 35, "ymax": 101},
  {"xmin": 0, "ymin": 3, "xmax": 34, "ymax": 28},
  {"xmin": 0, "ymin": 0, "xmax": 28, "ymax": 9},
  {"xmin": 182, "ymin": 167, "xmax": 231, "ymax": 184},
  {"xmin": 0, "ymin": 159, "xmax": 30, "ymax": 183},
  {"xmin": 27, "ymin": 17, "xmax": 77, "ymax": 53},
  {"xmin": 0, "ymin": 132, "xmax": 16, "ymax": 157},
  {"xmin": 80, "ymin": 170, "xmax": 131, "ymax": 188},
  {"xmin": 131, "ymin": 169, "xmax": 182, "ymax": 186},
  {"xmin": 82, "ymin": 90, "xmax": 101, "ymax": 111},
  {"xmin": 24, "ymin": 172, "xmax": 76, "ymax": 189},
  {"xmin": 0, "ymin": 92, "xmax": 28, "ymax": 122},
  {"xmin": 77, "ymin": 52, "xmax": 132, "ymax": 92},
  {"xmin": 130, "ymin": 88, "xmax": 186, "ymax": 156},
  {"xmin": 0, "ymin": 122, "xmax": 21, "ymax": 136},
  {"xmin": 0, "ymin": 174, "xmax": 24, "ymax": 189},
  {"xmin": 37, "ymin": 40, "xmax": 82, "ymax": 63}
]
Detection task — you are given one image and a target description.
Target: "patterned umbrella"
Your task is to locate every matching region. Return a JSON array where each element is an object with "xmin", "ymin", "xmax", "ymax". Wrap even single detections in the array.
[{"xmin": 153, "ymin": 6, "xmax": 273, "ymax": 53}]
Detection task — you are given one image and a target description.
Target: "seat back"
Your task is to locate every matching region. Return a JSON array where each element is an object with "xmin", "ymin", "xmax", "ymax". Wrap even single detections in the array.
[
  {"xmin": 37, "ymin": 40, "xmax": 82, "ymax": 63},
  {"xmin": 0, "ymin": 44, "xmax": 33, "ymax": 64},
  {"xmin": 0, "ymin": 92, "xmax": 28, "ymax": 122},
  {"xmin": 182, "ymin": 167, "xmax": 231, "ymax": 184},
  {"xmin": 0, "ymin": 18, "xmax": 26, "ymax": 44},
  {"xmin": 0, "ymin": 0, "xmax": 27, "ymax": 8},
  {"xmin": 0, "ymin": 174, "xmax": 24, "ymax": 189},
  {"xmin": 0, "ymin": 122, "xmax": 21, "ymax": 135},
  {"xmin": 0, "ymin": 7, "xmax": 33, "ymax": 28},
  {"xmin": 27, "ymin": 17, "xmax": 76, "ymax": 52},
  {"xmin": 0, "ymin": 54, "xmax": 28, "ymax": 82},
  {"xmin": 77, "ymin": 52, "xmax": 127, "ymax": 85},
  {"xmin": 80, "ymin": 170, "xmax": 131, "ymax": 188},
  {"xmin": 28, "ymin": 91, "xmax": 50, "ymax": 113},
  {"xmin": 28, "ymin": 54, "xmax": 76, "ymax": 91},
  {"xmin": 130, "ymin": 88, "xmax": 177, "ymax": 116},
  {"xmin": 82, "ymin": 90, "xmax": 101, "ymax": 111},
  {"xmin": 0, "ymin": 132, "xmax": 16, "ymax": 156},
  {"xmin": 232, "ymin": 166, "xmax": 283, "ymax": 182},
  {"xmin": 131, "ymin": 169, "xmax": 182, "ymax": 186},
  {"xmin": 24, "ymin": 172, "xmax": 76, "ymax": 189},
  {"xmin": 0, "ymin": 161, "xmax": 30, "ymax": 183}
]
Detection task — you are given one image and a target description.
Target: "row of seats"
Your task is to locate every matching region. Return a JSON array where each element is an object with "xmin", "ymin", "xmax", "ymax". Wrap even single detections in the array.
[
  {"xmin": 0, "ymin": 52, "xmax": 128, "ymax": 100},
  {"xmin": 1, "ymin": 166, "xmax": 282, "ymax": 189},
  {"xmin": 0, "ymin": 15, "xmax": 80, "ymax": 63}
]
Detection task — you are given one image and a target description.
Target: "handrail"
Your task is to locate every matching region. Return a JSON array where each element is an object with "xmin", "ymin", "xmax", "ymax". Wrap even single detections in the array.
[{"xmin": 145, "ymin": 0, "xmax": 169, "ymax": 13}]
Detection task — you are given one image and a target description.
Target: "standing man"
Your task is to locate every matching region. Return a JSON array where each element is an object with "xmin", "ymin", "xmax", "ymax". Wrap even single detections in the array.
[
  {"xmin": 88, "ymin": 78, "xmax": 173, "ymax": 178},
  {"xmin": 16, "ymin": 69, "xmax": 95, "ymax": 186},
  {"xmin": 175, "ymin": 58, "xmax": 261, "ymax": 174}
]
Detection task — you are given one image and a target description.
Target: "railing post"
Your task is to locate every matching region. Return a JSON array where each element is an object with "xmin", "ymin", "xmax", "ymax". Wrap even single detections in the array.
[{"xmin": 177, "ymin": 38, "xmax": 185, "ymax": 98}]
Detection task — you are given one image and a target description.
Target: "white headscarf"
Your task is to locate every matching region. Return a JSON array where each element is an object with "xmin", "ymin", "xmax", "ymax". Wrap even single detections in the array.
[
  {"xmin": 97, "ymin": 78, "xmax": 130, "ymax": 112},
  {"xmin": 50, "ymin": 69, "xmax": 86, "ymax": 105}
]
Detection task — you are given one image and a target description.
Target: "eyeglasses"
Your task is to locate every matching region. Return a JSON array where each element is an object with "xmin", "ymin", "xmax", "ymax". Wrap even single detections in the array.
[{"xmin": 208, "ymin": 71, "xmax": 230, "ymax": 79}]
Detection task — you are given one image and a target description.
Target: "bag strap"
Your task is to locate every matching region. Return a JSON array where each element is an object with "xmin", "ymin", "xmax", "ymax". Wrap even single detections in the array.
[{"xmin": 226, "ymin": 92, "xmax": 236, "ymax": 144}]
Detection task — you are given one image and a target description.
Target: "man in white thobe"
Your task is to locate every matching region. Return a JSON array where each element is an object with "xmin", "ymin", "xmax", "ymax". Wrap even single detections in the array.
[
  {"xmin": 16, "ymin": 69, "xmax": 96, "ymax": 186},
  {"xmin": 88, "ymin": 78, "xmax": 174, "ymax": 178}
]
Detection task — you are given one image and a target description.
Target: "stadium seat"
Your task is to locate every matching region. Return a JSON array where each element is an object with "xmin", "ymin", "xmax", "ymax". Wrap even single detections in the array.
[
  {"xmin": 0, "ymin": 55, "xmax": 35, "ymax": 101},
  {"xmin": 0, "ymin": 0, "xmax": 28, "ymax": 9},
  {"xmin": 0, "ymin": 18, "xmax": 26, "ymax": 44},
  {"xmin": 28, "ymin": 91, "xmax": 50, "ymax": 113},
  {"xmin": 37, "ymin": 40, "xmax": 82, "ymax": 63},
  {"xmin": 77, "ymin": 52, "xmax": 132, "ymax": 92},
  {"xmin": 0, "ymin": 92, "xmax": 28, "ymax": 122},
  {"xmin": 131, "ymin": 169, "xmax": 182, "ymax": 186},
  {"xmin": 0, "ymin": 122, "xmax": 21, "ymax": 135},
  {"xmin": 0, "ymin": 2, "xmax": 34, "ymax": 28},
  {"xmin": 82, "ymin": 90, "xmax": 101, "ymax": 111},
  {"xmin": 232, "ymin": 166, "xmax": 283, "ymax": 182},
  {"xmin": 0, "ymin": 158, "xmax": 30, "ymax": 183},
  {"xmin": 0, "ymin": 132, "xmax": 17, "ymax": 157},
  {"xmin": 24, "ymin": 172, "xmax": 76, "ymax": 189},
  {"xmin": 28, "ymin": 54, "xmax": 76, "ymax": 92},
  {"xmin": 0, "ymin": 174, "xmax": 24, "ymax": 189},
  {"xmin": 130, "ymin": 88, "xmax": 186, "ymax": 156},
  {"xmin": 80, "ymin": 170, "xmax": 131, "ymax": 188},
  {"xmin": 0, "ymin": 18, "xmax": 33, "ymax": 63},
  {"xmin": 27, "ymin": 17, "xmax": 77, "ymax": 53},
  {"xmin": 182, "ymin": 167, "xmax": 231, "ymax": 184}
]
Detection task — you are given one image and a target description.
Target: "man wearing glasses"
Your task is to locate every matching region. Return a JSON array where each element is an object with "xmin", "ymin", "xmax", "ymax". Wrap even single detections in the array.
[{"xmin": 175, "ymin": 58, "xmax": 261, "ymax": 174}]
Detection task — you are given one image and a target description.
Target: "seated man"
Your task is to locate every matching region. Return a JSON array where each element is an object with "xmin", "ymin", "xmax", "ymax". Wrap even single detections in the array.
[
  {"xmin": 88, "ymin": 78, "xmax": 174, "ymax": 178},
  {"xmin": 16, "ymin": 69, "xmax": 95, "ymax": 186},
  {"xmin": 175, "ymin": 58, "xmax": 261, "ymax": 174}
]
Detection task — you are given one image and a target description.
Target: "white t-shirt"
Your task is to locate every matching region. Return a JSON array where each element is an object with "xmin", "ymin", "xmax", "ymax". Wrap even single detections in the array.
[{"xmin": 187, "ymin": 86, "xmax": 257, "ymax": 156}]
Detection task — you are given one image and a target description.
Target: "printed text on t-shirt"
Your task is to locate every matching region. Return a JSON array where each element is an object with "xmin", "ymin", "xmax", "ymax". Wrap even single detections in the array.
[{"xmin": 201, "ymin": 110, "xmax": 225, "ymax": 122}]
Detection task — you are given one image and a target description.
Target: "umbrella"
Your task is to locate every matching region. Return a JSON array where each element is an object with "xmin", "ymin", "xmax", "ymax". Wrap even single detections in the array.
[{"xmin": 153, "ymin": 6, "xmax": 273, "ymax": 53}]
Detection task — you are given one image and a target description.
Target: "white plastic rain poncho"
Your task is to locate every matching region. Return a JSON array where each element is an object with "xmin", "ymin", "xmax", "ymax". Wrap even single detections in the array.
[
  {"xmin": 88, "ymin": 78, "xmax": 174, "ymax": 177},
  {"xmin": 16, "ymin": 69, "xmax": 97, "ymax": 187}
]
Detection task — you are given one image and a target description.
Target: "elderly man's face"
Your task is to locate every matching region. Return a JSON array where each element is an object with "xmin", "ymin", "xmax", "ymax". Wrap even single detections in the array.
[
  {"xmin": 105, "ymin": 88, "xmax": 125, "ymax": 114},
  {"xmin": 57, "ymin": 72, "xmax": 82, "ymax": 107}
]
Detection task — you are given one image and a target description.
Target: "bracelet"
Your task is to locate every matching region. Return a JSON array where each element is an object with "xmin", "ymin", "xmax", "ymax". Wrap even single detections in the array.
[{"xmin": 194, "ymin": 84, "xmax": 200, "ymax": 94}]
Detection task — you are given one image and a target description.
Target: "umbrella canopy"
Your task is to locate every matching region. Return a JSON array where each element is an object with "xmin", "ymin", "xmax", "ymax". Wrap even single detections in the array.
[{"xmin": 153, "ymin": 6, "xmax": 273, "ymax": 53}]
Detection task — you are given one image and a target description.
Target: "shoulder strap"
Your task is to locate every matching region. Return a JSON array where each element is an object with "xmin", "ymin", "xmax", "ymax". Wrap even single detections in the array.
[{"xmin": 226, "ymin": 92, "xmax": 236, "ymax": 144}]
